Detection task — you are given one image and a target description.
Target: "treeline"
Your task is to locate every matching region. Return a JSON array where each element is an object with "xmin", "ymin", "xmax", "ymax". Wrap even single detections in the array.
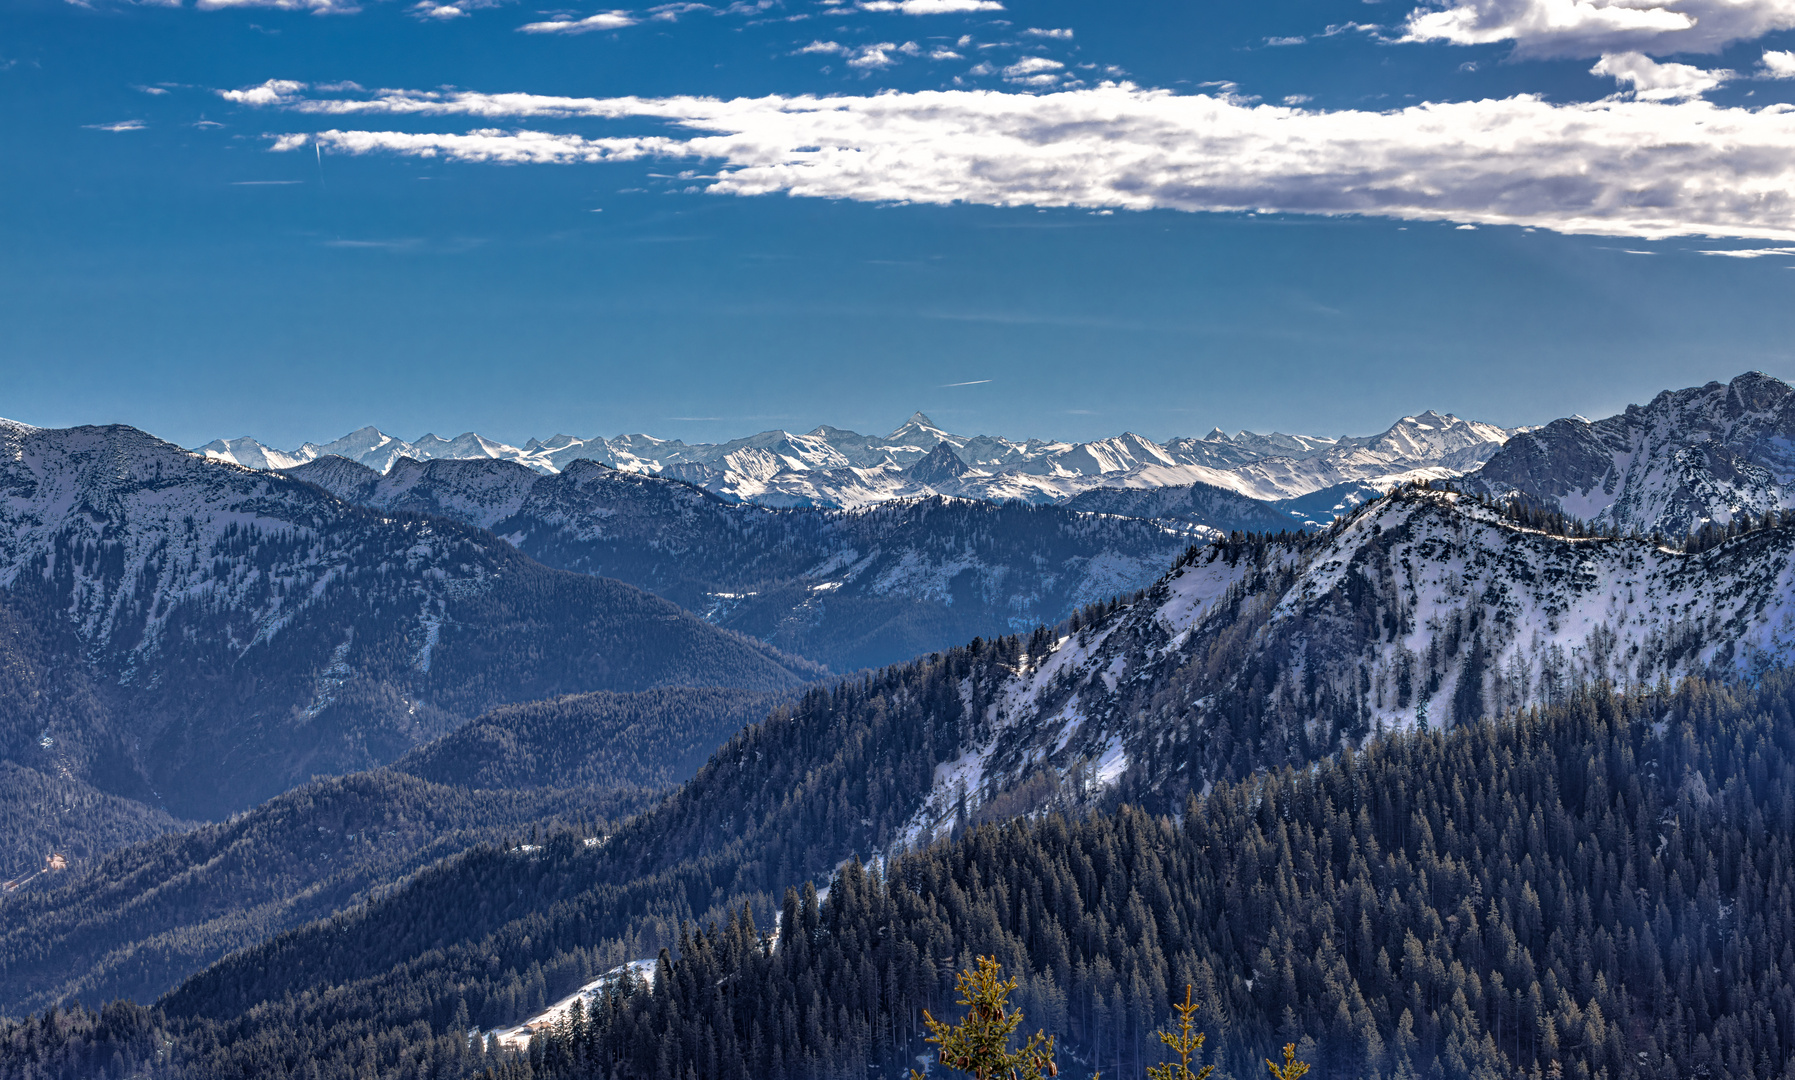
[{"xmin": 515, "ymin": 674, "xmax": 1795, "ymax": 1080}]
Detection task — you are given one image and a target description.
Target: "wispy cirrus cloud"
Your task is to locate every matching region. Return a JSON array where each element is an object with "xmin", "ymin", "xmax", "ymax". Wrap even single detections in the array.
[
  {"xmin": 1698, "ymin": 246, "xmax": 1795, "ymax": 256},
  {"xmin": 193, "ymin": 0, "xmax": 360, "ymax": 11},
  {"xmin": 85, "ymin": 119, "xmax": 147, "ymax": 131},
  {"xmin": 1402, "ymin": 0, "xmax": 1795, "ymax": 57},
  {"xmin": 240, "ymin": 82, "xmax": 1795, "ymax": 239},
  {"xmin": 518, "ymin": 9, "xmax": 636, "ymax": 32},
  {"xmin": 859, "ymin": 0, "xmax": 1001, "ymax": 12}
]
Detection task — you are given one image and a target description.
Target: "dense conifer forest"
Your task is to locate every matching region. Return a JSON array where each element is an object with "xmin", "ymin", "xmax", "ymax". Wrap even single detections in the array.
[
  {"xmin": 394, "ymin": 688, "xmax": 786, "ymax": 792},
  {"xmin": 507, "ymin": 673, "xmax": 1795, "ymax": 1080},
  {"xmin": 7, "ymin": 674, "xmax": 1795, "ymax": 1080}
]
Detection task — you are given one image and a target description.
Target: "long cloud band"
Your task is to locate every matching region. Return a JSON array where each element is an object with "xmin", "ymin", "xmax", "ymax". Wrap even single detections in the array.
[{"xmin": 256, "ymin": 83, "xmax": 1795, "ymax": 239}]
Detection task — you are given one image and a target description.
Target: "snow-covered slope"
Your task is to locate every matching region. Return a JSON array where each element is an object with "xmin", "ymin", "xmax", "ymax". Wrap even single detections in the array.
[
  {"xmin": 0, "ymin": 422, "xmax": 813, "ymax": 819},
  {"xmin": 1465, "ymin": 371, "xmax": 1795, "ymax": 537},
  {"xmin": 889, "ymin": 487, "xmax": 1795, "ymax": 846},
  {"xmin": 205, "ymin": 410, "xmax": 1520, "ymax": 514}
]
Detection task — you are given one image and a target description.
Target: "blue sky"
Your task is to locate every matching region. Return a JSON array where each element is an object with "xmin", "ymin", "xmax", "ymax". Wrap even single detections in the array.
[{"xmin": 4, "ymin": 0, "xmax": 1795, "ymax": 449}]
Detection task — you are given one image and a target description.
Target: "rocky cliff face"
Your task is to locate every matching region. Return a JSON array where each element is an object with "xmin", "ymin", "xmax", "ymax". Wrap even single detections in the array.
[{"xmin": 1466, "ymin": 371, "xmax": 1795, "ymax": 536}]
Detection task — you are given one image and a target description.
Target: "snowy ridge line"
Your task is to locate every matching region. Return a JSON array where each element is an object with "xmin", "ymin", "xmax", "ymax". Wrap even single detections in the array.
[
  {"xmin": 0, "ymin": 423, "xmax": 502, "ymax": 677},
  {"xmin": 888, "ymin": 488, "xmax": 1795, "ymax": 849},
  {"xmin": 195, "ymin": 409, "xmax": 1521, "ymax": 511}
]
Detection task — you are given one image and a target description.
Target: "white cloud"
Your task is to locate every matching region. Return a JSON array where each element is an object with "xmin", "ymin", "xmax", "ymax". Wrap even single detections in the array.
[
  {"xmin": 85, "ymin": 120, "xmax": 146, "ymax": 131},
  {"xmin": 648, "ymin": 1, "xmax": 711, "ymax": 17},
  {"xmin": 859, "ymin": 0, "xmax": 1001, "ymax": 12},
  {"xmin": 1590, "ymin": 51, "xmax": 1730, "ymax": 98},
  {"xmin": 1698, "ymin": 246, "xmax": 1795, "ymax": 255},
  {"xmin": 795, "ymin": 39, "xmax": 846, "ymax": 53},
  {"xmin": 136, "ymin": 85, "xmax": 171, "ymax": 95},
  {"xmin": 256, "ymin": 83, "xmax": 1795, "ymax": 239},
  {"xmin": 1402, "ymin": 0, "xmax": 1795, "ymax": 58},
  {"xmin": 1762, "ymin": 49, "xmax": 1795, "ymax": 76},
  {"xmin": 195, "ymin": 0, "xmax": 360, "ymax": 10},
  {"xmin": 1021, "ymin": 26, "xmax": 1070, "ymax": 38},
  {"xmin": 518, "ymin": 10, "xmax": 636, "ymax": 32},
  {"xmin": 218, "ymin": 79, "xmax": 309, "ymax": 106},
  {"xmin": 1265, "ymin": 35, "xmax": 1306, "ymax": 46},
  {"xmin": 930, "ymin": 48, "xmax": 963, "ymax": 59},
  {"xmin": 273, "ymin": 128, "xmax": 673, "ymax": 162},
  {"xmin": 413, "ymin": 2, "xmax": 468, "ymax": 16},
  {"xmin": 848, "ymin": 42, "xmax": 900, "ymax": 67},
  {"xmin": 1003, "ymin": 56, "xmax": 1063, "ymax": 76},
  {"xmin": 1283, "ymin": 93, "xmax": 1313, "ymax": 105}
]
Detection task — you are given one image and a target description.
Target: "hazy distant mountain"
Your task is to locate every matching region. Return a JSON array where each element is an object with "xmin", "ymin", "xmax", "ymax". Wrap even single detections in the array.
[
  {"xmin": 1464, "ymin": 371, "xmax": 1795, "ymax": 537},
  {"xmin": 284, "ymin": 455, "xmax": 1195, "ymax": 672},
  {"xmin": 206, "ymin": 409, "xmax": 1521, "ymax": 512},
  {"xmin": 0, "ymin": 420, "xmax": 816, "ymax": 821}
]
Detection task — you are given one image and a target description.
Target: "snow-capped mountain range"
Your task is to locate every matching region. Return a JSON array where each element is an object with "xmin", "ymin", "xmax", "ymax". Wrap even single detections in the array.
[
  {"xmin": 200, "ymin": 410, "xmax": 1520, "ymax": 510},
  {"xmin": 893, "ymin": 486, "xmax": 1795, "ymax": 844}
]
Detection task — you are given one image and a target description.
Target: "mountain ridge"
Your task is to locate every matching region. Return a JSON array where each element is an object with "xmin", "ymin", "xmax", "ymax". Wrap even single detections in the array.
[
  {"xmin": 0, "ymin": 420, "xmax": 818, "ymax": 820},
  {"xmin": 199, "ymin": 409, "xmax": 1522, "ymax": 510}
]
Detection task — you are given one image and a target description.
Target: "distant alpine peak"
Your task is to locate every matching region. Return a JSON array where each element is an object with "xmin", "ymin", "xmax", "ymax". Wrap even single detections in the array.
[
  {"xmin": 196, "ymin": 406, "xmax": 1523, "ymax": 513},
  {"xmin": 886, "ymin": 411, "xmax": 951, "ymax": 442}
]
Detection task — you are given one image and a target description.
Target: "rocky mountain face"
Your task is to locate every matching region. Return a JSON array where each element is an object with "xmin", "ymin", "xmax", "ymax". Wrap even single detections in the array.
[
  {"xmin": 0, "ymin": 421, "xmax": 816, "ymax": 820},
  {"xmin": 284, "ymin": 455, "xmax": 1195, "ymax": 672},
  {"xmin": 207, "ymin": 409, "xmax": 1519, "ymax": 511},
  {"xmin": 1058, "ymin": 478, "xmax": 1309, "ymax": 534},
  {"xmin": 887, "ymin": 486, "xmax": 1795, "ymax": 845},
  {"xmin": 1464, "ymin": 371, "xmax": 1795, "ymax": 537}
]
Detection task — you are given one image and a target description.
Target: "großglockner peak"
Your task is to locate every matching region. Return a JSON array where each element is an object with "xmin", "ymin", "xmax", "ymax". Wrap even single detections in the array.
[{"xmin": 199, "ymin": 408, "xmax": 1524, "ymax": 511}]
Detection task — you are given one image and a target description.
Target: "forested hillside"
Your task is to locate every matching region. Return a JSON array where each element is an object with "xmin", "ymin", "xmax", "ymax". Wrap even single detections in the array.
[
  {"xmin": 522, "ymin": 674, "xmax": 1795, "ymax": 1080},
  {"xmin": 393, "ymin": 687, "xmax": 785, "ymax": 791},
  {"xmin": 0, "ymin": 771, "xmax": 653, "ymax": 1016},
  {"xmin": 0, "ymin": 764, "xmax": 187, "ymax": 884},
  {"xmin": 10, "ymin": 676, "xmax": 1795, "ymax": 1080},
  {"xmin": 0, "ymin": 686, "xmax": 784, "ymax": 1016}
]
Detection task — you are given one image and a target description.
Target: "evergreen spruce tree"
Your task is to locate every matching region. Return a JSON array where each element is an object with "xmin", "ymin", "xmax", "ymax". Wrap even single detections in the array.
[{"xmin": 913, "ymin": 956, "xmax": 1062, "ymax": 1080}]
